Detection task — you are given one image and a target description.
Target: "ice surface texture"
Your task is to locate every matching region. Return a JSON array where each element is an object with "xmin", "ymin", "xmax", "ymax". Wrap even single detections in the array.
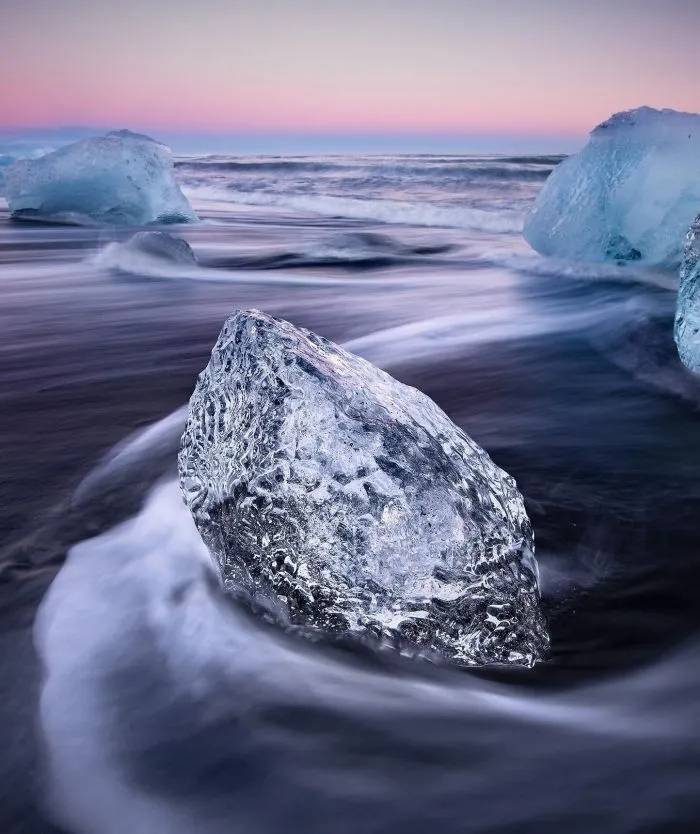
[
  {"xmin": 674, "ymin": 215, "xmax": 700, "ymax": 373},
  {"xmin": 525, "ymin": 107, "xmax": 700, "ymax": 267},
  {"xmin": 4, "ymin": 130, "xmax": 196, "ymax": 226},
  {"xmin": 179, "ymin": 310, "xmax": 548, "ymax": 667}
]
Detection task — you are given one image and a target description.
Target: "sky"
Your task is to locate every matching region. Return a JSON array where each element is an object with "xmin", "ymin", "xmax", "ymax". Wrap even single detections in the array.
[{"xmin": 1, "ymin": 0, "xmax": 699, "ymax": 152}]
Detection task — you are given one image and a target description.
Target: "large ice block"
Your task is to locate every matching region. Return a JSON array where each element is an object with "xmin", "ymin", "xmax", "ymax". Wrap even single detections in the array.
[
  {"xmin": 525, "ymin": 107, "xmax": 700, "ymax": 267},
  {"xmin": 4, "ymin": 130, "xmax": 196, "ymax": 226},
  {"xmin": 179, "ymin": 310, "xmax": 548, "ymax": 667}
]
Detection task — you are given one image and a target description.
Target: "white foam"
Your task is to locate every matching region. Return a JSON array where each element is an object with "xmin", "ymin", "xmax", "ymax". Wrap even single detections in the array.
[
  {"xmin": 490, "ymin": 250, "xmax": 678, "ymax": 290},
  {"xmin": 92, "ymin": 242, "xmax": 201, "ymax": 278},
  {"xmin": 344, "ymin": 300, "xmax": 644, "ymax": 368},
  {"xmin": 35, "ymin": 483, "xmax": 215, "ymax": 833},
  {"xmin": 34, "ymin": 473, "xmax": 697, "ymax": 832},
  {"xmin": 91, "ymin": 241, "xmax": 401, "ymax": 286},
  {"xmin": 183, "ymin": 185, "xmax": 523, "ymax": 234}
]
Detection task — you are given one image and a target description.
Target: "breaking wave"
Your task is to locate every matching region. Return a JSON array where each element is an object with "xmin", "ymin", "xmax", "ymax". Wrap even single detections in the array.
[
  {"xmin": 177, "ymin": 157, "xmax": 556, "ymax": 182},
  {"xmin": 203, "ymin": 231, "xmax": 456, "ymax": 271},
  {"xmin": 186, "ymin": 186, "xmax": 525, "ymax": 232}
]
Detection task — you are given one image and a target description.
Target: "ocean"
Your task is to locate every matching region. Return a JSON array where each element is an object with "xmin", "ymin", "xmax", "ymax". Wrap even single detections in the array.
[{"xmin": 1, "ymin": 153, "xmax": 699, "ymax": 833}]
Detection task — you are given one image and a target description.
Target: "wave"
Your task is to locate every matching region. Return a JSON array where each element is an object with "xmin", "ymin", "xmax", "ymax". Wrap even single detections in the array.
[
  {"xmin": 176, "ymin": 158, "xmax": 349, "ymax": 174},
  {"xmin": 590, "ymin": 305, "xmax": 700, "ymax": 406},
  {"xmin": 203, "ymin": 231, "xmax": 456, "ymax": 272},
  {"xmin": 184, "ymin": 186, "xmax": 524, "ymax": 232},
  {"xmin": 498, "ymin": 155, "xmax": 566, "ymax": 166},
  {"xmin": 35, "ymin": 468, "xmax": 700, "ymax": 834},
  {"xmin": 90, "ymin": 239, "xmax": 401, "ymax": 286},
  {"xmin": 178, "ymin": 158, "xmax": 554, "ymax": 182},
  {"xmin": 92, "ymin": 240, "xmax": 201, "ymax": 277},
  {"xmin": 491, "ymin": 251, "xmax": 679, "ymax": 290},
  {"xmin": 343, "ymin": 301, "xmax": 640, "ymax": 369},
  {"xmin": 428, "ymin": 164, "xmax": 552, "ymax": 181}
]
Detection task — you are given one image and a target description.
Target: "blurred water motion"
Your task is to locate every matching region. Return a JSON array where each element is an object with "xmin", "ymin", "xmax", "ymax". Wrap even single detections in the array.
[{"xmin": 1, "ymin": 156, "xmax": 699, "ymax": 833}]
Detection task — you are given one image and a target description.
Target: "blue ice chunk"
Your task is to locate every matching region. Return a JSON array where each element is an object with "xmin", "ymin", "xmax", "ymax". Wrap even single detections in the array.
[
  {"xmin": 4, "ymin": 130, "xmax": 196, "ymax": 226},
  {"xmin": 525, "ymin": 108, "xmax": 700, "ymax": 267}
]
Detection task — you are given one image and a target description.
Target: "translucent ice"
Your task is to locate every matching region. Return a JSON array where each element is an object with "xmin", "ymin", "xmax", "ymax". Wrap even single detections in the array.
[
  {"xmin": 120, "ymin": 231, "xmax": 197, "ymax": 264},
  {"xmin": 525, "ymin": 107, "xmax": 700, "ymax": 267},
  {"xmin": 94, "ymin": 231, "xmax": 197, "ymax": 275},
  {"xmin": 179, "ymin": 310, "xmax": 548, "ymax": 667},
  {"xmin": 4, "ymin": 130, "xmax": 196, "ymax": 226},
  {"xmin": 674, "ymin": 215, "xmax": 700, "ymax": 373}
]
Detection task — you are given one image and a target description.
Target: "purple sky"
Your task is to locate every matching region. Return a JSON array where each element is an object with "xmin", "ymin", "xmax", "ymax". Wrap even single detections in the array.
[{"xmin": 2, "ymin": 0, "xmax": 699, "ymax": 151}]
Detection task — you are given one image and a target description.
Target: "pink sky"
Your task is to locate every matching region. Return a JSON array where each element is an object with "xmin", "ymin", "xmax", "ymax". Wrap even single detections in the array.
[{"xmin": 2, "ymin": 0, "xmax": 699, "ymax": 140}]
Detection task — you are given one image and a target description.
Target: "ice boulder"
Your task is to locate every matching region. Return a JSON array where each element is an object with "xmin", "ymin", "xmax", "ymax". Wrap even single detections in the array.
[
  {"xmin": 524, "ymin": 107, "xmax": 700, "ymax": 267},
  {"xmin": 4, "ymin": 130, "xmax": 196, "ymax": 226},
  {"xmin": 674, "ymin": 215, "xmax": 700, "ymax": 372},
  {"xmin": 179, "ymin": 310, "xmax": 549, "ymax": 667}
]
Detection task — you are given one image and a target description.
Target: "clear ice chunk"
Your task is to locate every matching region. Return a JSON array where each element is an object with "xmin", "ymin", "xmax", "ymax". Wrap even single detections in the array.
[
  {"xmin": 179, "ymin": 310, "xmax": 548, "ymax": 667},
  {"xmin": 4, "ymin": 130, "xmax": 196, "ymax": 226},
  {"xmin": 121, "ymin": 231, "xmax": 197, "ymax": 264},
  {"xmin": 525, "ymin": 107, "xmax": 700, "ymax": 267},
  {"xmin": 674, "ymin": 215, "xmax": 700, "ymax": 373}
]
